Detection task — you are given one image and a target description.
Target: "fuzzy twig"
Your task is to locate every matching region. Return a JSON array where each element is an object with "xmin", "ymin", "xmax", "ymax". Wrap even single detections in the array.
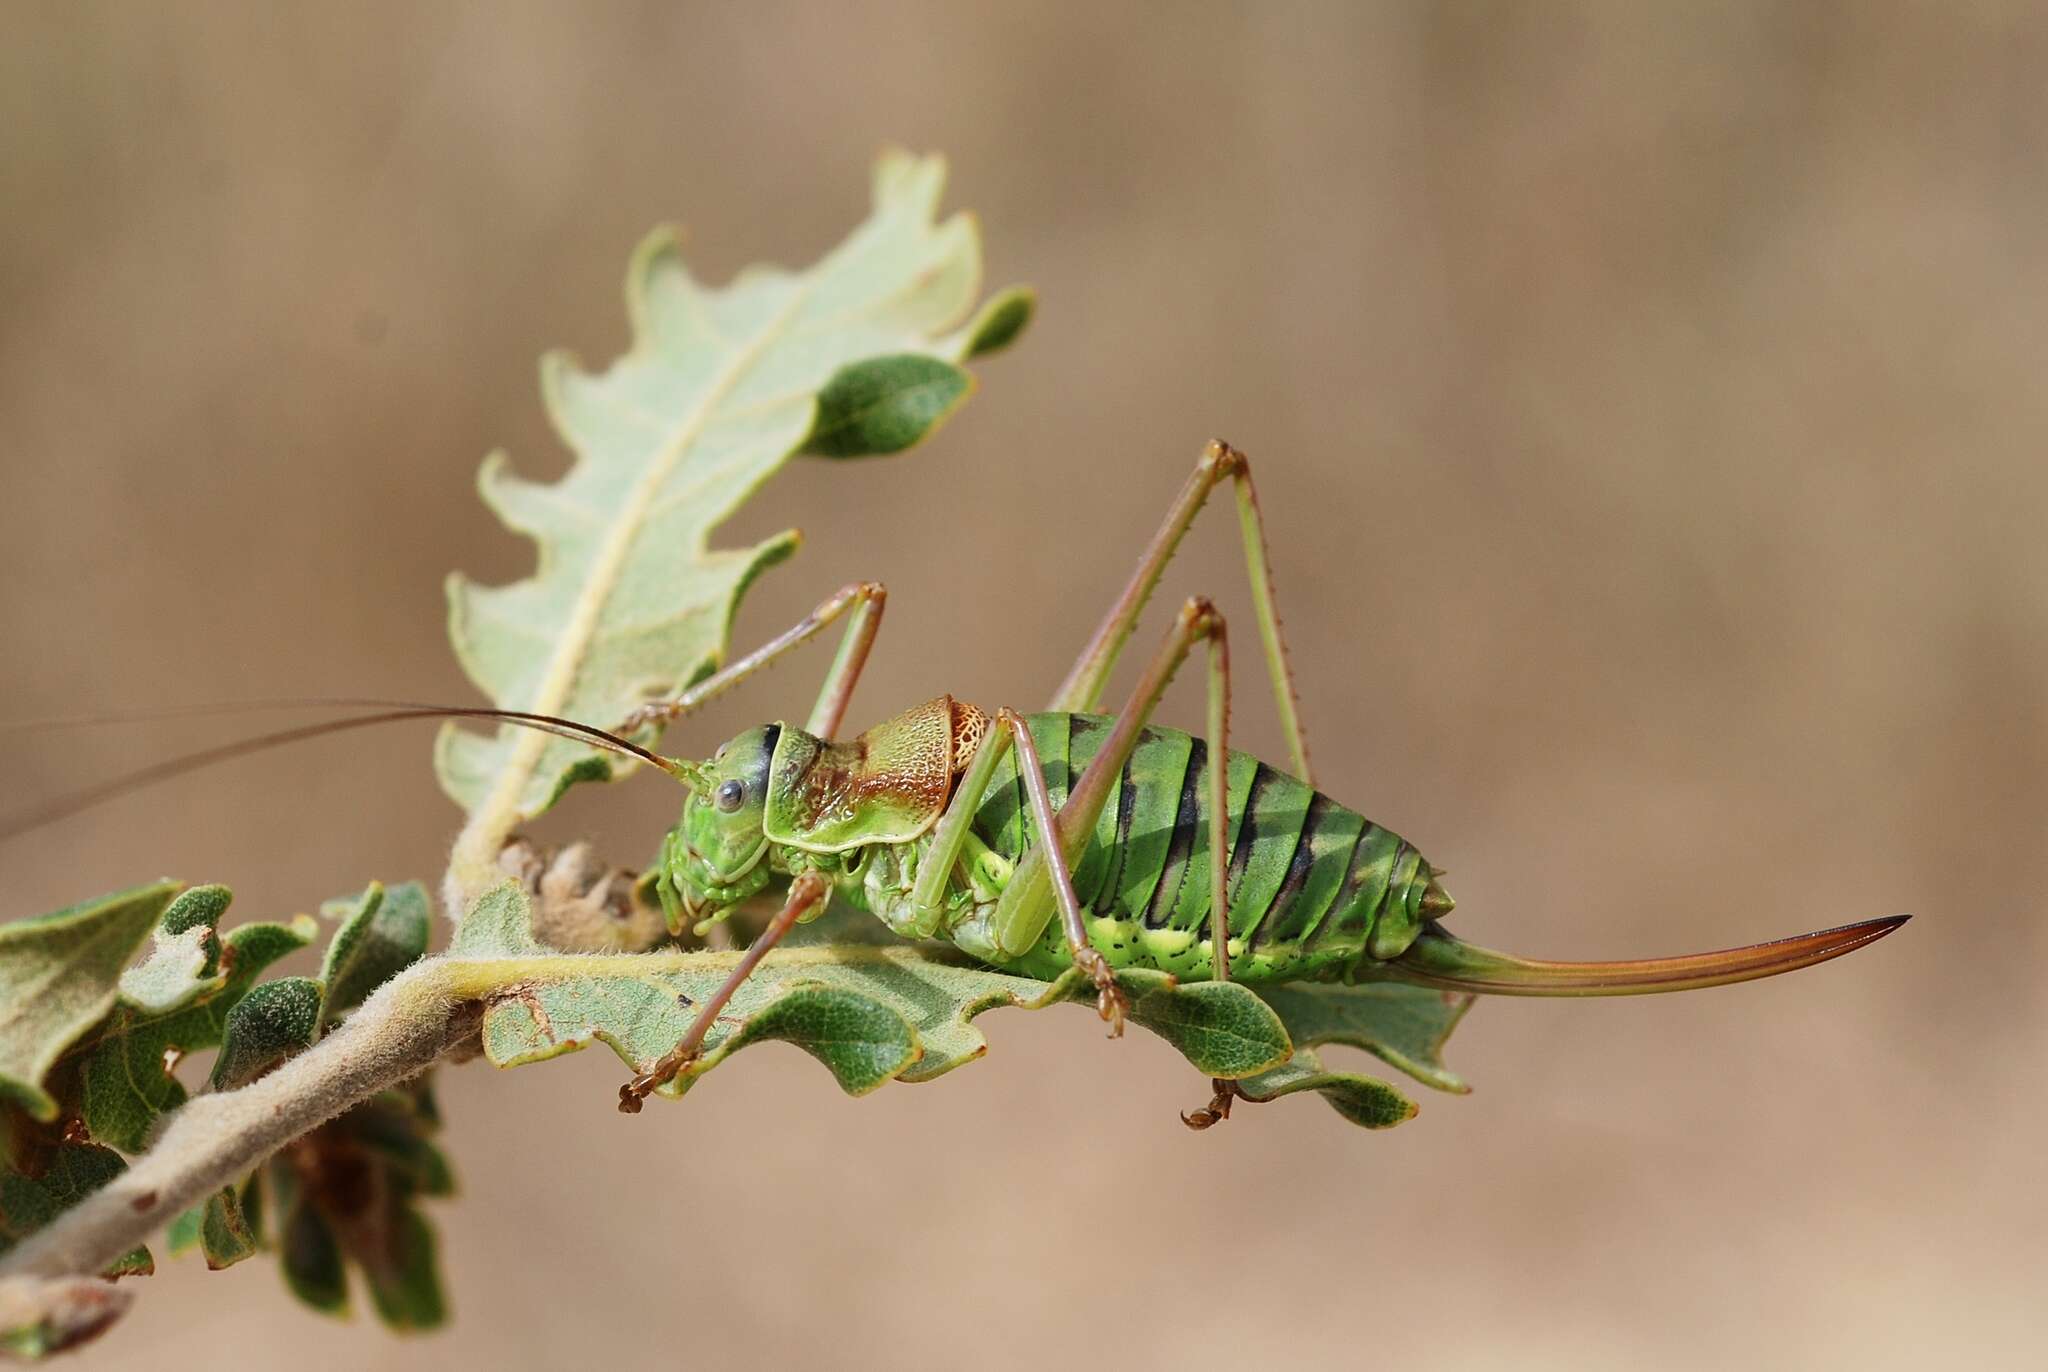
[
  {"xmin": 0, "ymin": 938, "xmax": 813, "ymax": 1286},
  {"xmin": 0, "ymin": 961, "xmax": 477, "ymax": 1284}
]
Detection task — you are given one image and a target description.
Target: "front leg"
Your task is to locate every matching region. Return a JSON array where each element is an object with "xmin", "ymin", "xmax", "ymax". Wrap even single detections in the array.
[{"xmin": 617, "ymin": 871, "xmax": 831, "ymax": 1114}]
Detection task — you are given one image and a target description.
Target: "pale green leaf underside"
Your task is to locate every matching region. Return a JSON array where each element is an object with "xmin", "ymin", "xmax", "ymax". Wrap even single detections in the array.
[
  {"xmin": 114, "ymin": 925, "xmax": 213, "ymax": 1017},
  {"xmin": 437, "ymin": 149, "xmax": 1031, "ymax": 822},
  {"xmin": 0, "ymin": 883, "xmax": 179, "ymax": 1120},
  {"xmin": 452, "ymin": 886, "xmax": 1466, "ymax": 1126},
  {"xmin": 114, "ymin": 884, "xmax": 231, "ymax": 1016}
]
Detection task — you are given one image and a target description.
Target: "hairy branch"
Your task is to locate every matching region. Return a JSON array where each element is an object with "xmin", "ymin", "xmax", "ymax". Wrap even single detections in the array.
[
  {"xmin": 0, "ymin": 937, "xmax": 855, "ymax": 1285},
  {"xmin": 0, "ymin": 961, "xmax": 477, "ymax": 1283}
]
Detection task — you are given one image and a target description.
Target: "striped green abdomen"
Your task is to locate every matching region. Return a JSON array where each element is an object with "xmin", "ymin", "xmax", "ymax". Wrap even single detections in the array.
[{"xmin": 967, "ymin": 712, "xmax": 1437, "ymax": 984}]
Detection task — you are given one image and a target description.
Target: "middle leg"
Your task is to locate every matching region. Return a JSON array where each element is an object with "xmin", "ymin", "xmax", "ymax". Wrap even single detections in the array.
[
  {"xmin": 1013, "ymin": 597, "xmax": 1258, "ymax": 1124},
  {"xmin": 990, "ymin": 598, "xmax": 1238, "ymax": 1063},
  {"xmin": 999, "ymin": 708, "xmax": 1130, "ymax": 1034}
]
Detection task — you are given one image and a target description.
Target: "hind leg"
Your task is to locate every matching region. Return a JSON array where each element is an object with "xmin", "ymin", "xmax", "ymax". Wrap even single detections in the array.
[{"xmin": 1050, "ymin": 440, "xmax": 1312, "ymax": 784}]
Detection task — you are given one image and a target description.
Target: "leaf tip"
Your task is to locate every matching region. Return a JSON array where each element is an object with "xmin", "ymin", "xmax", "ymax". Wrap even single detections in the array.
[{"xmin": 871, "ymin": 146, "xmax": 947, "ymax": 212}]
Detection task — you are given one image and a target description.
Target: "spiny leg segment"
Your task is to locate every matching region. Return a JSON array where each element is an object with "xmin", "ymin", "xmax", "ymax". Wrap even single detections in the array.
[
  {"xmin": 992, "ymin": 599, "xmax": 1240, "ymax": 1111},
  {"xmin": 618, "ymin": 871, "xmax": 831, "ymax": 1113},
  {"xmin": 1001, "ymin": 708, "xmax": 1130, "ymax": 1033},
  {"xmin": 614, "ymin": 583, "xmax": 885, "ymax": 1111},
  {"xmin": 1050, "ymin": 439, "xmax": 1312, "ymax": 785},
  {"xmin": 897, "ymin": 707, "xmax": 1133, "ymax": 1028},
  {"xmin": 1043, "ymin": 440, "xmax": 1319, "ymax": 1127}
]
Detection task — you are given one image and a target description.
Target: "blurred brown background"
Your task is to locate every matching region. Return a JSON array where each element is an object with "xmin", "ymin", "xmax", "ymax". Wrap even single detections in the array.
[{"xmin": 3, "ymin": 2, "xmax": 2043, "ymax": 1367}]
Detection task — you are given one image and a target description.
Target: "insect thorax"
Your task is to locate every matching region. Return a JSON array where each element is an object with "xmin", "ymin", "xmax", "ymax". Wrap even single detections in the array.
[{"xmin": 826, "ymin": 830, "xmax": 1015, "ymax": 949}]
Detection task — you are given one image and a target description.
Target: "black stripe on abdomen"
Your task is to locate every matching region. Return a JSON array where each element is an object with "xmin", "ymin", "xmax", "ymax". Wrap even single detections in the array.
[
  {"xmin": 1223, "ymin": 762, "xmax": 1311, "ymax": 944},
  {"xmin": 1140, "ymin": 735, "xmax": 1207, "ymax": 928}
]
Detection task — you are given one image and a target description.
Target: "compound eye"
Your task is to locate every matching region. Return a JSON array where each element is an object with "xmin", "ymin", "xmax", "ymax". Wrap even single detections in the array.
[{"xmin": 714, "ymin": 779, "xmax": 745, "ymax": 813}]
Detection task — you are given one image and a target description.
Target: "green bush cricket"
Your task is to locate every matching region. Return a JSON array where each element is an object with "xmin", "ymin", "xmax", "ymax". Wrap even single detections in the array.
[{"xmin": 568, "ymin": 440, "xmax": 1908, "ymax": 1122}]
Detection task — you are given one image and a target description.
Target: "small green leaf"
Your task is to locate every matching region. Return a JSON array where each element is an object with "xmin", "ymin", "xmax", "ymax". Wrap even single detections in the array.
[
  {"xmin": 360, "ymin": 1209, "xmax": 445, "ymax": 1331},
  {"xmin": 211, "ymin": 978, "xmax": 322, "ymax": 1091},
  {"xmin": 276, "ymin": 1180, "xmax": 346, "ymax": 1316},
  {"xmin": 318, "ymin": 881, "xmax": 431, "ymax": 1028},
  {"xmin": 167, "ymin": 1187, "xmax": 257, "ymax": 1271},
  {"xmin": 1126, "ymin": 978, "xmax": 1293, "ymax": 1078},
  {"xmin": 802, "ymin": 354, "xmax": 975, "ymax": 458},
  {"xmin": 1236, "ymin": 1048, "xmax": 1420, "ymax": 1129},
  {"xmin": 0, "ymin": 882, "xmax": 180, "ymax": 1120},
  {"xmin": 79, "ymin": 917, "xmax": 316, "ymax": 1152},
  {"xmin": 157, "ymin": 884, "xmax": 232, "ymax": 957},
  {"xmin": 1145, "ymin": 980, "xmax": 1480, "ymax": 1131},
  {"xmin": 98, "ymin": 1245, "xmax": 153, "ymax": 1279},
  {"xmin": 949, "ymin": 283, "xmax": 1035, "ymax": 358},
  {"xmin": 259, "ymin": 1080, "xmax": 451, "ymax": 1330},
  {"xmin": 447, "ymin": 882, "xmax": 544, "ymax": 959},
  {"xmin": 165, "ymin": 1205, "xmax": 201, "ymax": 1256},
  {"xmin": 718, "ymin": 984, "xmax": 921, "ymax": 1094},
  {"xmin": 172, "ymin": 1173, "xmax": 263, "ymax": 1277},
  {"xmin": 0, "ymin": 1134, "xmax": 151, "ymax": 1278},
  {"xmin": 238, "ymin": 1169, "xmax": 264, "ymax": 1244}
]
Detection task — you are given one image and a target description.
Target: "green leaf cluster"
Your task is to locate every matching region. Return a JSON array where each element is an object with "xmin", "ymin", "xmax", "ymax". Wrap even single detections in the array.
[
  {"xmin": 0, "ymin": 879, "xmax": 450, "ymax": 1348},
  {"xmin": 169, "ymin": 1077, "xmax": 452, "ymax": 1330},
  {"xmin": 161, "ymin": 883, "xmax": 452, "ymax": 1328},
  {"xmin": 1, "ymin": 881, "xmax": 276, "ymax": 1292}
]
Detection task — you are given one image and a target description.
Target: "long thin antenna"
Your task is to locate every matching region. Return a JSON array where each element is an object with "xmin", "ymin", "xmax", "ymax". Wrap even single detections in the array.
[
  {"xmin": 0, "ymin": 696, "xmax": 468, "ymax": 736},
  {"xmin": 0, "ymin": 703, "xmax": 681, "ymax": 844}
]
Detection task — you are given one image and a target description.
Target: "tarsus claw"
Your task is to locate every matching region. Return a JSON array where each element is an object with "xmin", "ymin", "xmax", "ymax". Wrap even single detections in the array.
[
  {"xmin": 1181, "ymin": 1079, "xmax": 1236, "ymax": 1130},
  {"xmin": 1098, "ymin": 983, "xmax": 1129, "ymax": 1037},
  {"xmin": 617, "ymin": 1060, "xmax": 690, "ymax": 1115},
  {"xmin": 1075, "ymin": 948, "xmax": 1128, "ymax": 1037}
]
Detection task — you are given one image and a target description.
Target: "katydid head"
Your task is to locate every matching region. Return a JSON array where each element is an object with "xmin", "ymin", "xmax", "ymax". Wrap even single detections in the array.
[{"xmin": 670, "ymin": 725, "xmax": 779, "ymax": 887}]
